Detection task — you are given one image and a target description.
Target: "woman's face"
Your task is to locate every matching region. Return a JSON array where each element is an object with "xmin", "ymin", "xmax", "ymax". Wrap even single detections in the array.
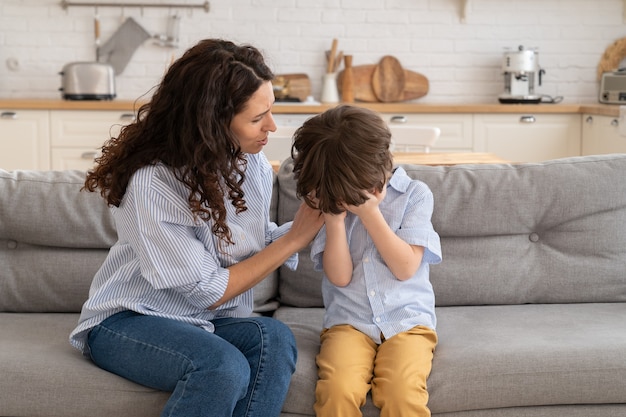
[{"xmin": 230, "ymin": 81, "xmax": 277, "ymax": 154}]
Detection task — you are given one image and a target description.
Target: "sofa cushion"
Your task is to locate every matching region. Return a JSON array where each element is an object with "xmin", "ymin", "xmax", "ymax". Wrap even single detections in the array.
[
  {"xmin": 0, "ymin": 169, "xmax": 117, "ymax": 248},
  {"xmin": 274, "ymin": 303, "xmax": 626, "ymax": 416},
  {"xmin": 0, "ymin": 313, "xmax": 169, "ymax": 417},
  {"xmin": 276, "ymin": 162, "xmax": 324, "ymax": 307},
  {"xmin": 0, "ymin": 170, "xmax": 116, "ymax": 312},
  {"xmin": 276, "ymin": 155, "xmax": 626, "ymax": 307},
  {"xmin": 0, "ymin": 169, "xmax": 280, "ymax": 313}
]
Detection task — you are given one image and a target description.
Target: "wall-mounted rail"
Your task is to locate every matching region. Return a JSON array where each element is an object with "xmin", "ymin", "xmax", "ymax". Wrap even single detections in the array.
[{"xmin": 60, "ymin": 0, "xmax": 210, "ymax": 13}]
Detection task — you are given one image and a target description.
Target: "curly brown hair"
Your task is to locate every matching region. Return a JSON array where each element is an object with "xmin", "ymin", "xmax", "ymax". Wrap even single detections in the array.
[
  {"xmin": 83, "ymin": 38, "xmax": 274, "ymax": 246},
  {"xmin": 291, "ymin": 105, "xmax": 393, "ymax": 214}
]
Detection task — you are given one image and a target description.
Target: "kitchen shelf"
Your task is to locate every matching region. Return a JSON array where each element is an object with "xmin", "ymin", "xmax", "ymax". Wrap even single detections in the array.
[{"xmin": 60, "ymin": 0, "xmax": 210, "ymax": 13}]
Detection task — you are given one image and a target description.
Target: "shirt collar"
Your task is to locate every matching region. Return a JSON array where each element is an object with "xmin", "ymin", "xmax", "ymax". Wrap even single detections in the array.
[{"xmin": 388, "ymin": 166, "xmax": 410, "ymax": 193}]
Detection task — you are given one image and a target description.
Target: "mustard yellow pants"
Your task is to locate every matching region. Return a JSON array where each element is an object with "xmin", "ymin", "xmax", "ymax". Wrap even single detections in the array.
[{"xmin": 314, "ymin": 324, "xmax": 437, "ymax": 417}]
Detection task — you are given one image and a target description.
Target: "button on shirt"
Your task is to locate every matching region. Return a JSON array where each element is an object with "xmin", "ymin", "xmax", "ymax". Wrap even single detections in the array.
[
  {"xmin": 70, "ymin": 153, "xmax": 295, "ymax": 353},
  {"xmin": 311, "ymin": 167, "xmax": 442, "ymax": 344}
]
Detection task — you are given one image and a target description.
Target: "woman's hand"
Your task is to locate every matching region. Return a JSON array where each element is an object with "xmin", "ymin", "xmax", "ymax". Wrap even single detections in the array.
[
  {"xmin": 287, "ymin": 202, "xmax": 324, "ymax": 251},
  {"xmin": 213, "ymin": 202, "xmax": 322, "ymax": 309}
]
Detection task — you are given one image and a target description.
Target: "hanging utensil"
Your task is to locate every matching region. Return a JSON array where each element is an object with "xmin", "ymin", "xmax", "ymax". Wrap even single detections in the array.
[{"xmin": 98, "ymin": 17, "xmax": 151, "ymax": 75}]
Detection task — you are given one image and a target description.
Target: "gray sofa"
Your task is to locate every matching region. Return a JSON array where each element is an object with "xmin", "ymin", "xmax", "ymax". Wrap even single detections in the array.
[{"xmin": 1, "ymin": 154, "xmax": 625, "ymax": 417}]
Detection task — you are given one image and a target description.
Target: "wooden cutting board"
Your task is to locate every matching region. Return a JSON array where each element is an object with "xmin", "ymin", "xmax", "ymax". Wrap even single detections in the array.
[
  {"xmin": 338, "ymin": 64, "xmax": 429, "ymax": 102},
  {"xmin": 272, "ymin": 73, "xmax": 311, "ymax": 102},
  {"xmin": 372, "ymin": 55, "xmax": 406, "ymax": 102}
]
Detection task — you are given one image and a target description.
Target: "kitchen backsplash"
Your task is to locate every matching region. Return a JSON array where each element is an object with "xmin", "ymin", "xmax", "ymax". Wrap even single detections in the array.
[{"xmin": 0, "ymin": 0, "xmax": 624, "ymax": 104}]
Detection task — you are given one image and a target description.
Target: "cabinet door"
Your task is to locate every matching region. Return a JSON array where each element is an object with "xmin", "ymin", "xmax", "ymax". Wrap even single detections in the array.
[
  {"xmin": 50, "ymin": 110, "xmax": 135, "ymax": 170},
  {"xmin": 266, "ymin": 114, "xmax": 315, "ymax": 163},
  {"xmin": 0, "ymin": 110, "xmax": 50, "ymax": 170},
  {"xmin": 380, "ymin": 113, "xmax": 474, "ymax": 152},
  {"xmin": 581, "ymin": 114, "xmax": 626, "ymax": 155},
  {"xmin": 51, "ymin": 148, "xmax": 102, "ymax": 172},
  {"xmin": 474, "ymin": 114, "xmax": 581, "ymax": 163}
]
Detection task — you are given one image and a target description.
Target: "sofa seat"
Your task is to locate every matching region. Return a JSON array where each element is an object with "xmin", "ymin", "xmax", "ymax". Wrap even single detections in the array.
[
  {"xmin": 0, "ymin": 313, "xmax": 169, "ymax": 417},
  {"xmin": 274, "ymin": 303, "xmax": 626, "ymax": 417}
]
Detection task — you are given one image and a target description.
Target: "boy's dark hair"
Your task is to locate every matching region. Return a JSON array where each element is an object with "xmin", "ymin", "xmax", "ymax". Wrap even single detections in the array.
[{"xmin": 291, "ymin": 105, "xmax": 393, "ymax": 214}]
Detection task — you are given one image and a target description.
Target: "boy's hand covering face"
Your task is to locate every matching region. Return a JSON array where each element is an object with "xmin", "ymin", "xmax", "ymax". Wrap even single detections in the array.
[
  {"xmin": 345, "ymin": 183, "xmax": 387, "ymax": 217},
  {"xmin": 308, "ymin": 175, "xmax": 388, "ymax": 215}
]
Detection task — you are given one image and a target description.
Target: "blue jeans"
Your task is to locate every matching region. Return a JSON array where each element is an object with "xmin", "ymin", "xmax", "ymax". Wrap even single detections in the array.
[{"xmin": 87, "ymin": 311, "xmax": 297, "ymax": 417}]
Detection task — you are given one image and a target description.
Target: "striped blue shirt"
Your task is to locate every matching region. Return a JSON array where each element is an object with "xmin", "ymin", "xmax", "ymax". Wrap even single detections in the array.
[
  {"xmin": 70, "ymin": 152, "xmax": 294, "ymax": 353},
  {"xmin": 311, "ymin": 167, "xmax": 442, "ymax": 344}
]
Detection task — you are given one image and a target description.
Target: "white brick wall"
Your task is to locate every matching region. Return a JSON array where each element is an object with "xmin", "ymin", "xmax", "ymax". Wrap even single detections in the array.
[{"xmin": 0, "ymin": 0, "xmax": 624, "ymax": 103}]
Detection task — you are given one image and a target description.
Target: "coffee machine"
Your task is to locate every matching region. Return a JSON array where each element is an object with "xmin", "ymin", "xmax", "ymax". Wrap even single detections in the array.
[{"xmin": 498, "ymin": 45, "xmax": 545, "ymax": 104}]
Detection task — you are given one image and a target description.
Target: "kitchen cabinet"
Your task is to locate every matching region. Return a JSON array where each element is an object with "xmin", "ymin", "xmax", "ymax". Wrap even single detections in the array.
[
  {"xmin": 267, "ymin": 113, "xmax": 474, "ymax": 164},
  {"xmin": 381, "ymin": 113, "xmax": 474, "ymax": 152},
  {"xmin": 266, "ymin": 114, "xmax": 315, "ymax": 163},
  {"xmin": 0, "ymin": 110, "xmax": 50, "ymax": 170},
  {"xmin": 0, "ymin": 100, "xmax": 606, "ymax": 170},
  {"xmin": 581, "ymin": 114, "xmax": 626, "ymax": 155},
  {"xmin": 473, "ymin": 114, "xmax": 581, "ymax": 163},
  {"xmin": 50, "ymin": 110, "xmax": 135, "ymax": 170}
]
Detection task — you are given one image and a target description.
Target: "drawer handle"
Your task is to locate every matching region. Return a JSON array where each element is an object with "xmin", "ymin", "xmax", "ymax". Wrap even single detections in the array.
[
  {"xmin": 611, "ymin": 119, "xmax": 619, "ymax": 127},
  {"xmin": 1, "ymin": 111, "xmax": 17, "ymax": 120},
  {"xmin": 389, "ymin": 115, "xmax": 407, "ymax": 124},
  {"xmin": 81, "ymin": 151, "xmax": 98, "ymax": 159},
  {"xmin": 586, "ymin": 116, "xmax": 593, "ymax": 123},
  {"xmin": 119, "ymin": 113, "xmax": 135, "ymax": 122},
  {"xmin": 520, "ymin": 115, "xmax": 536, "ymax": 124}
]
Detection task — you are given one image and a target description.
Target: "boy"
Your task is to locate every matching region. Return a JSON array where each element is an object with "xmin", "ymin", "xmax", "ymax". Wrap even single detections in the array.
[{"xmin": 291, "ymin": 105, "xmax": 442, "ymax": 417}]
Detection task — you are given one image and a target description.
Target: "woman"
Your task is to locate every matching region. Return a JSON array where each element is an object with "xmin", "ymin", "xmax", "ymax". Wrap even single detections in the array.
[{"xmin": 70, "ymin": 38, "xmax": 323, "ymax": 417}]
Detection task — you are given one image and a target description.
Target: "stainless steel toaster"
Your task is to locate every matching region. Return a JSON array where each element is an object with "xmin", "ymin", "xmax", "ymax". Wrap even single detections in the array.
[{"xmin": 59, "ymin": 62, "xmax": 116, "ymax": 100}]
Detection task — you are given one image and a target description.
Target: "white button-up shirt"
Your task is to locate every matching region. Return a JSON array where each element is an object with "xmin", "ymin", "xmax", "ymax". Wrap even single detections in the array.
[{"xmin": 70, "ymin": 152, "xmax": 294, "ymax": 353}]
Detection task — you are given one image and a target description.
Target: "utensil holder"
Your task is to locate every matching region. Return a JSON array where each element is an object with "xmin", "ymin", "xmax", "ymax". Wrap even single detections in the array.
[{"xmin": 321, "ymin": 73, "xmax": 339, "ymax": 104}]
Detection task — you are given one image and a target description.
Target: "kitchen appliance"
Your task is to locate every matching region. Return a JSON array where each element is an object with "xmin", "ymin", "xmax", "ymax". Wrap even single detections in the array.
[
  {"xmin": 599, "ymin": 70, "xmax": 626, "ymax": 104},
  {"xmin": 59, "ymin": 62, "xmax": 116, "ymax": 100},
  {"xmin": 498, "ymin": 45, "xmax": 545, "ymax": 104}
]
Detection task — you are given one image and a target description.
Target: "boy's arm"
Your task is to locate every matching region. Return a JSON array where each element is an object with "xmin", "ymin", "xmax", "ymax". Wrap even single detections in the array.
[{"xmin": 322, "ymin": 212, "xmax": 353, "ymax": 287}]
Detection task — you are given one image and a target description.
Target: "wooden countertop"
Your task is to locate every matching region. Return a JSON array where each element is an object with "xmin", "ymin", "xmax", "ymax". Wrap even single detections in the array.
[
  {"xmin": 271, "ymin": 152, "xmax": 510, "ymax": 172},
  {"xmin": 392, "ymin": 152, "xmax": 510, "ymax": 165},
  {"xmin": 0, "ymin": 98, "xmax": 620, "ymax": 116}
]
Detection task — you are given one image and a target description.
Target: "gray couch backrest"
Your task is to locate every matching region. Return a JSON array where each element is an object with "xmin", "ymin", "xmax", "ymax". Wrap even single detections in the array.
[
  {"xmin": 276, "ymin": 154, "xmax": 626, "ymax": 307},
  {"xmin": 0, "ymin": 169, "xmax": 280, "ymax": 314},
  {"xmin": 0, "ymin": 170, "xmax": 116, "ymax": 312},
  {"xmin": 3, "ymin": 155, "xmax": 626, "ymax": 313}
]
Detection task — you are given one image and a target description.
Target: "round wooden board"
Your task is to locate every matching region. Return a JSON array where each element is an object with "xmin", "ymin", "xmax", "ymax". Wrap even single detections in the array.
[{"xmin": 372, "ymin": 56, "xmax": 406, "ymax": 102}]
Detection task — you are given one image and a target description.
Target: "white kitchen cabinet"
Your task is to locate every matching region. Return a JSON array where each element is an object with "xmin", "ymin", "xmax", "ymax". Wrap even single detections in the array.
[
  {"xmin": 381, "ymin": 113, "xmax": 474, "ymax": 152},
  {"xmin": 266, "ymin": 114, "xmax": 315, "ymax": 163},
  {"xmin": 581, "ymin": 114, "xmax": 626, "ymax": 155},
  {"xmin": 50, "ymin": 110, "xmax": 135, "ymax": 171},
  {"xmin": 0, "ymin": 110, "xmax": 50, "ymax": 170},
  {"xmin": 267, "ymin": 113, "xmax": 474, "ymax": 163},
  {"xmin": 473, "ymin": 113, "xmax": 581, "ymax": 163}
]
